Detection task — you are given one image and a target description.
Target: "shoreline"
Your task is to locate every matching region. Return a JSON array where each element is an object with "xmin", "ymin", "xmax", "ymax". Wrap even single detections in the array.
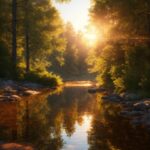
[
  {"xmin": 88, "ymin": 87, "xmax": 150, "ymax": 130},
  {"xmin": 0, "ymin": 80, "xmax": 55, "ymax": 102}
]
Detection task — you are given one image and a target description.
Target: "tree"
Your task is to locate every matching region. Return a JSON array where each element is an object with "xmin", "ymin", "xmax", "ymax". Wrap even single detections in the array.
[
  {"xmin": 50, "ymin": 22, "xmax": 91, "ymax": 80},
  {"xmin": 12, "ymin": 0, "xmax": 17, "ymax": 77},
  {"xmin": 24, "ymin": 0, "xmax": 30, "ymax": 73},
  {"xmin": 88, "ymin": 0, "xmax": 150, "ymax": 94},
  {"xmin": 0, "ymin": 0, "xmax": 68, "ymax": 83}
]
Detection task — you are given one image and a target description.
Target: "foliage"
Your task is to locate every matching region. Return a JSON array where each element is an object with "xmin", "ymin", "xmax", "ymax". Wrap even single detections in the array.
[
  {"xmin": 0, "ymin": 0, "xmax": 67, "ymax": 86},
  {"xmin": 50, "ymin": 23, "xmax": 92, "ymax": 80},
  {"xmin": 88, "ymin": 0, "xmax": 150, "ymax": 94},
  {"xmin": 23, "ymin": 71, "xmax": 63, "ymax": 86}
]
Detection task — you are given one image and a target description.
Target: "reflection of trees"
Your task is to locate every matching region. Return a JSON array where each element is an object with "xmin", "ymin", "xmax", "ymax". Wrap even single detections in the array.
[
  {"xmin": 48, "ymin": 87, "xmax": 97, "ymax": 137},
  {"xmin": 0, "ymin": 87, "xmax": 97, "ymax": 150},
  {"xmin": 0, "ymin": 92, "xmax": 64, "ymax": 150},
  {"xmin": 88, "ymin": 96, "xmax": 150, "ymax": 150},
  {"xmin": 19, "ymin": 93, "xmax": 63, "ymax": 150},
  {"xmin": 0, "ymin": 102, "xmax": 18, "ymax": 141}
]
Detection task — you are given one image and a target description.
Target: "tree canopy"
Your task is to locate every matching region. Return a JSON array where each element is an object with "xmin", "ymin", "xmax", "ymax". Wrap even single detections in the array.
[{"xmin": 87, "ymin": 0, "xmax": 150, "ymax": 95}]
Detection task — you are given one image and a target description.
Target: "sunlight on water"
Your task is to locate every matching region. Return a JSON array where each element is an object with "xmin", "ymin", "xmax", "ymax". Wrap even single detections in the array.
[
  {"xmin": 1, "ymin": 87, "xmax": 150, "ymax": 150},
  {"xmin": 64, "ymin": 81, "xmax": 96, "ymax": 87},
  {"xmin": 61, "ymin": 115, "xmax": 92, "ymax": 150}
]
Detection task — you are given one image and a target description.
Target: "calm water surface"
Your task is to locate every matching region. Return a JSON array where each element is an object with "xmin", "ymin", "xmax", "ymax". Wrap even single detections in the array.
[{"xmin": 0, "ymin": 85, "xmax": 150, "ymax": 150}]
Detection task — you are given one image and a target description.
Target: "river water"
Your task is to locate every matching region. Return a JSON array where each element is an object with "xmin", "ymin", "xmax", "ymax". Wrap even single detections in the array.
[{"xmin": 0, "ymin": 85, "xmax": 150, "ymax": 150}]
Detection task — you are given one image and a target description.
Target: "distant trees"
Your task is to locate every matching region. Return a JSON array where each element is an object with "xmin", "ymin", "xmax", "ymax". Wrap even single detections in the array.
[
  {"xmin": 88, "ymin": 0, "xmax": 150, "ymax": 94},
  {"xmin": 50, "ymin": 23, "xmax": 91, "ymax": 80}
]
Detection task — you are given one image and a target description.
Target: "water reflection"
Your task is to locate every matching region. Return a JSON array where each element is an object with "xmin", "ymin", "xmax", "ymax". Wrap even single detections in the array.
[
  {"xmin": 62, "ymin": 115, "xmax": 92, "ymax": 150},
  {"xmin": 0, "ymin": 87, "xmax": 150, "ymax": 150},
  {"xmin": 88, "ymin": 95, "xmax": 150, "ymax": 150},
  {"xmin": 0, "ymin": 87, "xmax": 97, "ymax": 150}
]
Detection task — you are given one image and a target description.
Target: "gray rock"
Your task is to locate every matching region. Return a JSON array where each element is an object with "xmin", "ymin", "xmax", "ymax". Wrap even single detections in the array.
[
  {"xmin": 133, "ymin": 101, "xmax": 150, "ymax": 111},
  {"xmin": 122, "ymin": 93, "xmax": 141, "ymax": 101},
  {"xmin": 22, "ymin": 82, "xmax": 43, "ymax": 89},
  {"xmin": 102, "ymin": 94, "xmax": 122, "ymax": 101},
  {"xmin": 0, "ymin": 80, "xmax": 18, "ymax": 89}
]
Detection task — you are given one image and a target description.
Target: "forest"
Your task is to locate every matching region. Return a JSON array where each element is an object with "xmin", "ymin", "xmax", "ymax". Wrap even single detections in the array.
[
  {"xmin": 1, "ymin": 0, "xmax": 150, "ymax": 150},
  {"xmin": 1, "ymin": 0, "xmax": 150, "ymax": 93},
  {"xmin": 88, "ymin": 0, "xmax": 150, "ymax": 95},
  {"xmin": 0, "ymin": 0, "xmax": 90, "ymax": 87}
]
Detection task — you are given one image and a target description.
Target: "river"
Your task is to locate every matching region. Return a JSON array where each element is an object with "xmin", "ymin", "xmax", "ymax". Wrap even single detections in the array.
[{"xmin": 0, "ymin": 83, "xmax": 150, "ymax": 150}]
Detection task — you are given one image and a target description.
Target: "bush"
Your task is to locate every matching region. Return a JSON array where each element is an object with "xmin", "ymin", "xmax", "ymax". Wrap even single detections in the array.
[{"xmin": 24, "ymin": 71, "xmax": 62, "ymax": 87}]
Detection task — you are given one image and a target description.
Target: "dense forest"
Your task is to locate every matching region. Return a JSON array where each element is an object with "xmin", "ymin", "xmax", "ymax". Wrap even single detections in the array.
[
  {"xmin": 50, "ymin": 23, "xmax": 91, "ymax": 80},
  {"xmin": 88, "ymin": 0, "xmax": 150, "ymax": 95},
  {"xmin": 0, "ymin": 0, "xmax": 90, "ymax": 86},
  {"xmin": 1, "ymin": 0, "xmax": 150, "ymax": 149}
]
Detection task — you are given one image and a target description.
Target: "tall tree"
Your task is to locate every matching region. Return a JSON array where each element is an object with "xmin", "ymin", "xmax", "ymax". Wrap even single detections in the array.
[
  {"xmin": 24, "ymin": 0, "xmax": 30, "ymax": 73},
  {"xmin": 12, "ymin": 0, "xmax": 17, "ymax": 77}
]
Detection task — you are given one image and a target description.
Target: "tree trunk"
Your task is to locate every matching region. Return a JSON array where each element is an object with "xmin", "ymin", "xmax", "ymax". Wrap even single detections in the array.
[
  {"xmin": 25, "ymin": 0, "xmax": 30, "ymax": 73},
  {"xmin": 12, "ymin": 0, "xmax": 17, "ymax": 77}
]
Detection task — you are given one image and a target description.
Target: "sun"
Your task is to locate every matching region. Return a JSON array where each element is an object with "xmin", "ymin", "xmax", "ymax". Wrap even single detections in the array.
[
  {"xmin": 83, "ymin": 26, "xmax": 103, "ymax": 46},
  {"xmin": 85, "ymin": 32, "xmax": 97, "ymax": 42}
]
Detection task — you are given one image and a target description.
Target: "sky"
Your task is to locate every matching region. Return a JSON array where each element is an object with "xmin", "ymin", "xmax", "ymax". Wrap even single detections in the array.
[{"xmin": 53, "ymin": 0, "xmax": 91, "ymax": 32}]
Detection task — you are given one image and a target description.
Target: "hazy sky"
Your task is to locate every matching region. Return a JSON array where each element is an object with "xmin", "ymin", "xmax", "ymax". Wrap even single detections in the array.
[{"xmin": 53, "ymin": 0, "xmax": 91, "ymax": 32}]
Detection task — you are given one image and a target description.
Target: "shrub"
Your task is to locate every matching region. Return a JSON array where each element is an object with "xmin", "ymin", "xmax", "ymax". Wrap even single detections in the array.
[{"xmin": 24, "ymin": 71, "xmax": 62, "ymax": 87}]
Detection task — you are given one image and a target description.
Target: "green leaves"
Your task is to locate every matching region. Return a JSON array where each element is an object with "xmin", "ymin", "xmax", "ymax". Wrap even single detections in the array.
[{"xmin": 89, "ymin": 0, "xmax": 150, "ymax": 94}]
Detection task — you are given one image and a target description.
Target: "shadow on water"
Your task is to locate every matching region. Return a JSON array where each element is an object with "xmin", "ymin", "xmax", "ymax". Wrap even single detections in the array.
[
  {"xmin": 88, "ymin": 97, "xmax": 150, "ymax": 150},
  {"xmin": 0, "ymin": 85, "xmax": 150, "ymax": 150}
]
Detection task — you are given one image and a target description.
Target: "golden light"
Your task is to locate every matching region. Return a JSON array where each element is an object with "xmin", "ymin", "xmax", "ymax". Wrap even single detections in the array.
[{"xmin": 83, "ymin": 26, "xmax": 104, "ymax": 46}]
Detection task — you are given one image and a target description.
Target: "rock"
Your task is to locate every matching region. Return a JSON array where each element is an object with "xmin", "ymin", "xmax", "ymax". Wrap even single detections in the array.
[
  {"xmin": 23, "ymin": 90, "xmax": 40, "ymax": 96},
  {"xmin": 133, "ymin": 101, "xmax": 150, "ymax": 111},
  {"xmin": 11, "ymin": 95, "xmax": 21, "ymax": 100},
  {"xmin": 123, "ymin": 93, "xmax": 141, "ymax": 101},
  {"xmin": 88, "ymin": 87, "xmax": 106, "ymax": 94},
  {"xmin": 102, "ymin": 94, "xmax": 122, "ymax": 101},
  {"xmin": 0, "ymin": 80, "xmax": 18, "ymax": 89},
  {"xmin": 122, "ymin": 101, "xmax": 134, "ymax": 107},
  {"xmin": 22, "ymin": 82, "xmax": 43, "ymax": 89},
  {"xmin": 88, "ymin": 88, "xmax": 97, "ymax": 93}
]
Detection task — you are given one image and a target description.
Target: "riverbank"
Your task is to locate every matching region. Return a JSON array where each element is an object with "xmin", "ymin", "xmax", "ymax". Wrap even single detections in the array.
[
  {"xmin": 0, "ymin": 80, "xmax": 54, "ymax": 102},
  {"xmin": 88, "ymin": 87, "xmax": 150, "ymax": 129}
]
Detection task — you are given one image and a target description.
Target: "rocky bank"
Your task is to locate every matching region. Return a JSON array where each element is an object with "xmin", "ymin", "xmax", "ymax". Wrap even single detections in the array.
[
  {"xmin": 88, "ymin": 87, "xmax": 150, "ymax": 129},
  {"xmin": 0, "ymin": 80, "xmax": 50, "ymax": 102}
]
